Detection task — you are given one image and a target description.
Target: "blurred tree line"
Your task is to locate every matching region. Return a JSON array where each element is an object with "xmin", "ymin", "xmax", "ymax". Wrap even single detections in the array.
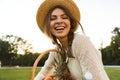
[
  {"xmin": 0, "ymin": 35, "xmax": 48, "ymax": 67},
  {"xmin": 0, "ymin": 27, "xmax": 120, "ymax": 66},
  {"xmin": 101, "ymin": 27, "xmax": 120, "ymax": 65}
]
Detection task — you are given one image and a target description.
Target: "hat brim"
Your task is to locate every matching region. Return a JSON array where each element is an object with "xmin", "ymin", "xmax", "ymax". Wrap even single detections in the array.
[{"xmin": 36, "ymin": 0, "xmax": 80, "ymax": 33}]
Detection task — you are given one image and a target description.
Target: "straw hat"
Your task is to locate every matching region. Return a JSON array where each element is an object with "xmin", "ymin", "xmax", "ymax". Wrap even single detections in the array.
[{"xmin": 36, "ymin": 0, "xmax": 80, "ymax": 33}]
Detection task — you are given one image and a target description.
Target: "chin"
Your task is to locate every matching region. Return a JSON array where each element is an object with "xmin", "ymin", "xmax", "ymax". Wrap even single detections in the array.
[{"xmin": 54, "ymin": 33, "xmax": 68, "ymax": 38}]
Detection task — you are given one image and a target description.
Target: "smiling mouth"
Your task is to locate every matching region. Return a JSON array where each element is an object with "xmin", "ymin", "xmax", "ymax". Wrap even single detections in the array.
[{"xmin": 55, "ymin": 27, "xmax": 65, "ymax": 31}]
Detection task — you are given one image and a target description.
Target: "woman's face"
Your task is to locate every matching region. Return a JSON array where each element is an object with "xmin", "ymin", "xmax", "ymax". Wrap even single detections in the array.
[{"xmin": 50, "ymin": 8, "xmax": 71, "ymax": 39}]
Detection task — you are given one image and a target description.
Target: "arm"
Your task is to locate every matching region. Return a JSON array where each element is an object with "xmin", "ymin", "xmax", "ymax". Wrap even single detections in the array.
[
  {"xmin": 73, "ymin": 34, "xmax": 109, "ymax": 80},
  {"xmin": 34, "ymin": 52, "xmax": 56, "ymax": 80}
]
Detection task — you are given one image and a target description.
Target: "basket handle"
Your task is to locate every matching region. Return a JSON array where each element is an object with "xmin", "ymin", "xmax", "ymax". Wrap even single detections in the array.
[{"xmin": 31, "ymin": 49, "xmax": 58, "ymax": 80}]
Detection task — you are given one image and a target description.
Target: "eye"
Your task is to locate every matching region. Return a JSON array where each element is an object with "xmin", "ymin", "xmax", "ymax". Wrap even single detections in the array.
[
  {"xmin": 50, "ymin": 16, "xmax": 56, "ymax": 21},
  {"xmin": 62, "ymin": 14, "xmax": 69, "ymax": 19}
]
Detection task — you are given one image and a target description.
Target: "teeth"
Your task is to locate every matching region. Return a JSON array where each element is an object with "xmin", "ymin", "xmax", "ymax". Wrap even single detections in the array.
[{"xmin": 55, "ymin": 27, "xmax": 64, "ymax": 30}]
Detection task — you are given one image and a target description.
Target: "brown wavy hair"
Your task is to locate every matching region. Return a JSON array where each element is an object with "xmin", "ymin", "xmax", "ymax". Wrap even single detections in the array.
[
  {"xmin": 43, "ymin": 5, "xmax": 84, "ymax": 57},
  {"xmin": 43, "ymin": 5, "xmax": 85, "ymax": 79}
]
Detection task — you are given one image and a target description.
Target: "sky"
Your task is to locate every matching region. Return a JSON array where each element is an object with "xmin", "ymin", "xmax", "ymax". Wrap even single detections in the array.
[{"xmin": 0, "ymin": 0, "xmax": 120, "ymax": 53}]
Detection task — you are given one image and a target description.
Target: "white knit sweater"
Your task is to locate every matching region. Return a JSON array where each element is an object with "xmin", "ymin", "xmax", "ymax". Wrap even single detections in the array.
[{"xmin": 35, "ymin": 33, "xmax": 109, "ymax": 80}]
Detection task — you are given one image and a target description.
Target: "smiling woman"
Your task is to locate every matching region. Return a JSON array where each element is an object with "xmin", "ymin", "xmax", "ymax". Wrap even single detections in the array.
[
  {"xmin": 0, "ymin": 0, "xmax": 120, "ymax": 52},
  {"xmin": 1, "ymin": 0, "xmax": 120, "ymax": 79},
  {"xmin": 34, "ymin": 0, "xmax": 109, "ymax": 80},
  {"xmin": 50, "ymin": 8, "xmax": 71, "ymax": 42}
]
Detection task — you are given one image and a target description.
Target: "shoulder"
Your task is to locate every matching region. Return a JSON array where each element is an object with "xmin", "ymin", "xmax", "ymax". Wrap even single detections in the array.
[
  {"xmin": 72, "ymin": 33, "xmax": 101, "ymax": 58},
  {"xmin": 73, "ymin": 33, "xmax": 91, "ymax": 45},
  {"xmin": 74, "ymin": 33, "xmax": 89, "ymax": 39},
  {"xmin": 72, "ymin": 33, "xmax": 95, "ymax": 51}
]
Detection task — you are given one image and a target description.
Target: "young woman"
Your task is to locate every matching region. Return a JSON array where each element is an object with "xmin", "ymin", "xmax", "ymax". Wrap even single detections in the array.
[{"xmin": 35, "ymin": 0, "xmax": 109, "ymax": 80}]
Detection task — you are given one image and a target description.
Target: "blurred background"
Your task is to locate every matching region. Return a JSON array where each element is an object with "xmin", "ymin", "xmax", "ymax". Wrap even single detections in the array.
[{"xmin": 0, "ymin": 0, "xmax": 120, "ymax": 67}]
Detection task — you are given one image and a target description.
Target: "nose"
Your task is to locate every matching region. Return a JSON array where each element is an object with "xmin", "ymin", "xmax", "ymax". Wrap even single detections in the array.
[{"xmin": 55, "ymin": 17, "xmax": 63, "ymax": 24}]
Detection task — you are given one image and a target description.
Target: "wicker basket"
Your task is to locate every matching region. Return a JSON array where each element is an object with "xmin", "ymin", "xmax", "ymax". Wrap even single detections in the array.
[{"xmin": 31, "ymin": 49, "xmax": 58, "ymax": 80}]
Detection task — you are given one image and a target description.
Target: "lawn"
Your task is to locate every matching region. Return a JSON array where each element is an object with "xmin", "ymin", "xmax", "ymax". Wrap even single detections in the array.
[
  {"xmin": 0, "ymin": 67, "xmax": 40, "ymax": 80},
  {"xmin": 105, "ymin": 68, "xmax": 120, "ymax": 80},
  {"xmin": 0, "ymin": 67, "xmax": 120, "ymax": 80}
]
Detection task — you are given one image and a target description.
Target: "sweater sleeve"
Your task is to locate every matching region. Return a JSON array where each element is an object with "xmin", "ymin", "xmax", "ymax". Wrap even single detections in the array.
[
  {"xmin": 34, "ymin": 52, "xmax": 56, "ymax": 80},
  {"xmin": 72, "ymin": 34, "xmax": 109, "ymax": 80}
]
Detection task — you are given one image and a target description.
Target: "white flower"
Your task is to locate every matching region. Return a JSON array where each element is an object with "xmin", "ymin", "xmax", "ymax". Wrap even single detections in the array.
[{"xmin": 84, "ymin": 71, "xmax": 93, "ymax": 80}]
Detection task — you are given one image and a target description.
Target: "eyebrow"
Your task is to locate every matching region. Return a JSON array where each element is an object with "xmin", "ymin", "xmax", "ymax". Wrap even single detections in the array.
[{"xmin": 51, "ymin": 14, "xmax": 68, "ymax": 17}]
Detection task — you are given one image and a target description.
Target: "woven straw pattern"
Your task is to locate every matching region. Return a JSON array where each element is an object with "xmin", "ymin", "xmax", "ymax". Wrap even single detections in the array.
[{"xmin": 36, "ymin": 0, "xmax": 80, "ymax": 33}]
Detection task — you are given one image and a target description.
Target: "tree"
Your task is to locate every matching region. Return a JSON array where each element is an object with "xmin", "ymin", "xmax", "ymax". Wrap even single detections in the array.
[
  {"xmin": 101, "ymin": 46, "xmax": 114, "ymax": 65},
  {"xmin": 17, "ymin": 52, "xmax": 48, "ymax": 66},
  {"xmin": 0, "ymin": 35, "xmax": 34, "ymax": 66},
  {"xmin": 1, "ymin": 35, "xmax": 33, "ymax": 54},
  {"xmin": 0, "ymin": 39, "xmax": 16, "ymax": 65},
  {"xmin": 110, "ymin": 27, "xmax": 120, "ymax": 64},
  {"xmin": 101, "ymin": 27, "xmax": 120, "ymax": 65}
]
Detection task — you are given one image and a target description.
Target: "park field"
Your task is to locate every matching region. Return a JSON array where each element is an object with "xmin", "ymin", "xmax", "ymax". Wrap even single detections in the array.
[{"xmin": 0, "ymin": 67, "xmax": 120, "ymax": 80}]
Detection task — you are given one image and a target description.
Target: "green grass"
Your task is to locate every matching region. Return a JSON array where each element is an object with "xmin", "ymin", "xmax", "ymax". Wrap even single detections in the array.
[
  {"xmin": 0, "ymin": 67, "xmax": 120, "ymax": 80},
  {"xmin": 105, "ymin": 68, "xmax": 120, "ymax": 80},
  {"xmin": 0, "ymin": 67, "xmax": 40, "ymax": 80}
]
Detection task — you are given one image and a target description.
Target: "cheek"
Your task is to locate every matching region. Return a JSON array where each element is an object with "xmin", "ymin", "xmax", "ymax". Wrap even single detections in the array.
[
  {"xmin": 50, "ymin": 21, "xmax": 54, "ymax": 29},
  {"xmin": 67, "ymin": 21, "xmax": 71, "ymax": 29},
  {"xmin": 50, "ymin": 22, "xmax": 55, "ymax": 33}
]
